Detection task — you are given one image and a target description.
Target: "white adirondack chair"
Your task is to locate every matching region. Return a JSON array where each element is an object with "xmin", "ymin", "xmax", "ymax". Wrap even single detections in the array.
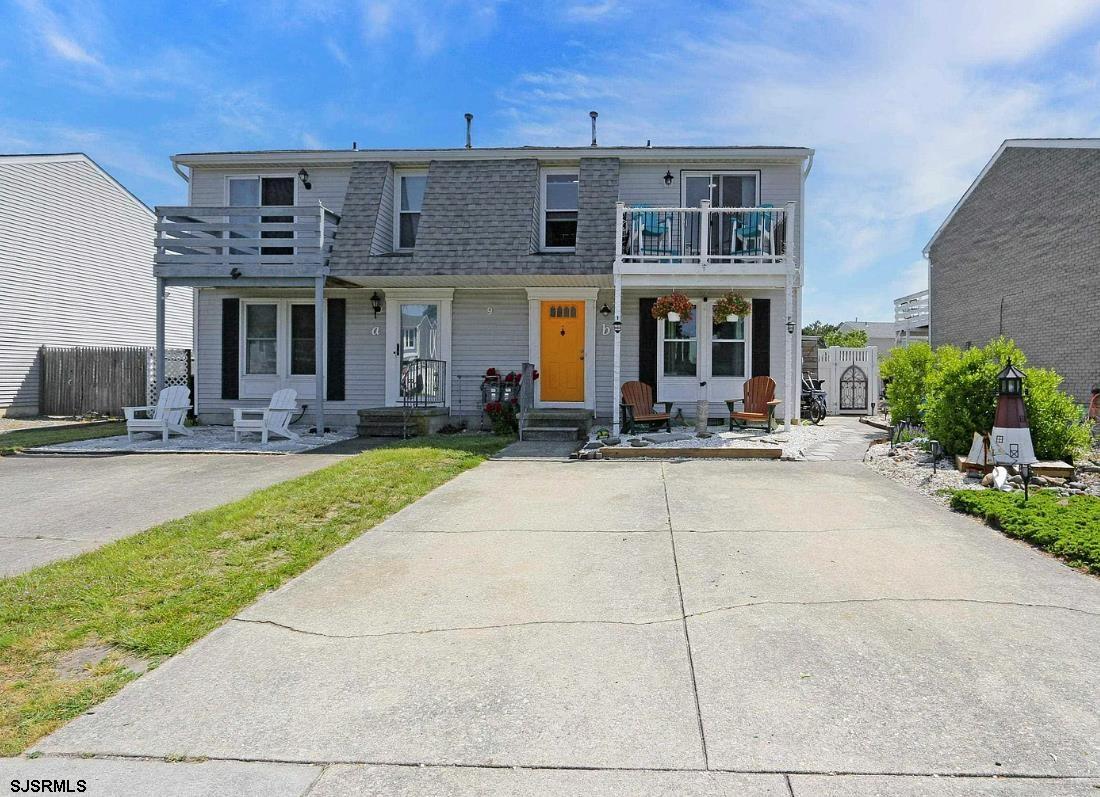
[
  {"xmin": 233, "ymin": 389, "xmax": 300, "ymax": 444},
  {"xmin": 124, "ymin": 385, "xmax": 192, "ymax": 443}
]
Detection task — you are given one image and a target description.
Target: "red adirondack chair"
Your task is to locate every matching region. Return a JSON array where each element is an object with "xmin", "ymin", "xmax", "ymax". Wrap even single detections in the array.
[
  {"xmin": 620, "ymin": 381, "xmax": 671, "ymax": 433},
  {"xmin": 727, "ymin": 376, "xmax": 782, "ymax": 431}
]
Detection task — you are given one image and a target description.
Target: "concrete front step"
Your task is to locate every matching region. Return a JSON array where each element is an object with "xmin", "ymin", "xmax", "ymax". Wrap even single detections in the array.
[
  {"xmin": 520, "ymin": 426, "xmax": 584, "ymax": 442},
  {"xmin": 522, "ymin": 410, "xmax": 592, "ymax": 430},
  {"xmin": 357, "ymin": 407, "xmax": 451, "ymax": 438}
]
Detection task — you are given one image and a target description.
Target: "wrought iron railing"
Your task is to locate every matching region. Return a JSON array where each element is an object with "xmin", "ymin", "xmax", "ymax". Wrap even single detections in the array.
[{"xmin": 400, "ymin": 358, "xmax": 447, "ymax": 409}]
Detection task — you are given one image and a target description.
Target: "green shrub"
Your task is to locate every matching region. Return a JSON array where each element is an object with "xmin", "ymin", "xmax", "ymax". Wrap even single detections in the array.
[
  {"xmin": 822, "ymin": 328, "xmax": 868, "ymax": 348},
  {"xmin": 921, "ymin": 337, "xmax": 1091, "ymax": 461},
  {"xmin": 922, "ymin": 339, "xmax": 1018, "ymax": 456},
  {"xmin": 1022, "ymin": 367, "xmax": 1093, "ymax": 461},
  {"xmin": 950, "ymin": 490, "xmax": 1100, "ymax": 574},
  {"xmin": 880, "ymin": 341, "xmax": 935, "ymax": 424}
]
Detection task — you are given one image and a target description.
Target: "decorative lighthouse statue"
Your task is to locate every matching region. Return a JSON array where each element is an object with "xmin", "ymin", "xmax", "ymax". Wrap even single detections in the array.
[{"xmin": 989, "ymin": 362, "xmax": 1037, "ymax": 467}]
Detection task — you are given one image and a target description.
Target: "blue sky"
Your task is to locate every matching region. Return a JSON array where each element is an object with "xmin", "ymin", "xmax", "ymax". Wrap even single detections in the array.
[{"xmin": 3, "ymin": 0, "xmax": 1100, "ymax": 323}]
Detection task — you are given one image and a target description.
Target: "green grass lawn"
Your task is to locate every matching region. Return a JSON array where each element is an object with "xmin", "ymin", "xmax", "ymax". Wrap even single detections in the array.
[
  {"xmin": 0, "ymin": 433, "xmax": 510, "ymax": 755},
  {"xmin": 0, "ymin": 422, "xmax": 127, "ymax": 455},
  {"xmin": 950, "ymin": 489, "xmax": 1100, "ymax": 574}
]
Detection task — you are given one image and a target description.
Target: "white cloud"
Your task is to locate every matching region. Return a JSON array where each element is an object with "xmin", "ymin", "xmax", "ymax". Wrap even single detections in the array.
[
  {"xmin": 326, "ymin": 39, "xmax": 352, "ymax": 68},
  {"xmin": 564, "ymin": 1, "xmax": 619, "ymax": 21},
  {"xmin": 358, "ymin": 0, "xmax": 500, "ymax": 57}
]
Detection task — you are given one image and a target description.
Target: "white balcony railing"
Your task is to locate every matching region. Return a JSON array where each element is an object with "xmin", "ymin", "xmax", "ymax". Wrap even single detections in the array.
[
  {"xmin": 155, "ymin": 204, "xmax": 340, "ymax": 275},
  {"xmin": 616, "ymin": 202, "xmax": 792, "ymax": 269},
  {"xmin": 894, "ymin": 289, "xmax": 930, "ymax": 331}
]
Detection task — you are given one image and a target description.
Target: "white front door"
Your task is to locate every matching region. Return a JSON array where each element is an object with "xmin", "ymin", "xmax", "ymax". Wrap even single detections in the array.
[
  {"xmin": 656, "ymin": 299, "xmax": 751, "ymax": 404},
  {"xmin": 384, "ymin": 291, "xmax": 453, "ymax": 406}
]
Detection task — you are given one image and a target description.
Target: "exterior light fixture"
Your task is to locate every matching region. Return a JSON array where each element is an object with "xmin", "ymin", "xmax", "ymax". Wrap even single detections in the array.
[
  {"xmin": 229, "ymin": 267, "xmax": 242, "ymax": 279},
  {"xmin": 370, "ymin": 291, "xmax": 382, "ymax": 317},
  {"xmin": 612, "ymin": 320, "xmax": 622, "ymax": 334},
  {"xmin": 599, "ymin": 303, "xmax": 611, "ymax": 317},
  {"xmin": 786, "ymin": 316, "xmax": 796, "ymax": 335},
  {"xmin": 663, "ymin": 170, "xmax": 674, "ymax": 186},
  {"xmin": 297, "ymin": 168, "xmax": 312, "ymax": 190}
]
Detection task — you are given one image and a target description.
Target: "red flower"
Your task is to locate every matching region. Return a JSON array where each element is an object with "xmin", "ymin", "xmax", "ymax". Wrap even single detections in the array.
[
  {"xmin": 532, "ymin": 369, "xmax": 540, "ymax": 381},
  {"xmin": 485, "ymin": 367, "xmax": 497, "ymax": 377}
]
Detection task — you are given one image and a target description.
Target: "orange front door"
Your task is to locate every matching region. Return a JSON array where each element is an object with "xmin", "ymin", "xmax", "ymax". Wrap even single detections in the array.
[{"xmin": 540, "ymin": 301, "xmax": 585, "ymax": 402}]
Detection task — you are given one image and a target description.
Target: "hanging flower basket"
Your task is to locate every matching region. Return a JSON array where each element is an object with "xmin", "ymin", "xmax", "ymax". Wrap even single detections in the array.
[
  {"xmin": 712, "ymin": 291, "xmax": 752, "ymax": 323},
  {"xmin": 651, "ymin": 292, "xmax": 694, "ymax": 323}
]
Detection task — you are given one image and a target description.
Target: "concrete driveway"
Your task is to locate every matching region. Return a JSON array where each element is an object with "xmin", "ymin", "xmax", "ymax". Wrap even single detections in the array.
[
  {"xmin": 18, "ymin": 458, "xmax": 1100, "ymax": 795},
  {"xmin": 0, "ymin": 441, "xmax": 370, "ymax": 576}
]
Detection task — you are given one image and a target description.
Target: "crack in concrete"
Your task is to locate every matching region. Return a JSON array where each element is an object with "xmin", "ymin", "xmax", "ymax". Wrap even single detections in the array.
[
  {"xmin": 662, "ymin": 462, "xmax": 710, "ymax": 770},
  {"xmin": 30, "ymin": 751, "xmax": 1100, "ymax": 781},
  {"xmin": 233, "ymin": 596, "xmax": 1100, "ymax": 641}
]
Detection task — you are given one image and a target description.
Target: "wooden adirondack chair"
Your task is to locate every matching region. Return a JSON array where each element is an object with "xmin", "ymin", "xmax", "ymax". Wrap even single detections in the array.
[
  {"xmin": 233, "ymin": 389, "xmax": 301, "ymax": 444},
  {"xmin": 124, "ymin": 385, "xmax": 192, "ymax": 443},
  {"xmin": 620, "ymin": 381, "xmax": 671, "ymax": 433},
  {"xmin": 727, "ymin": 376, "xmax": 782, "ymax": 431}
]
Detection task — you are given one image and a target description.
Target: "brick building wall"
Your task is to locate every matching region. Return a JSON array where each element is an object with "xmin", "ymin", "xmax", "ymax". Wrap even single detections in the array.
[{"xmin": 929, "ymin": 146, "xmax": 1100, "ymax": 402}]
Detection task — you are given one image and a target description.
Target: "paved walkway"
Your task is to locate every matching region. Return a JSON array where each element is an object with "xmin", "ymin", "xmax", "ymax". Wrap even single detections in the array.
[
  {"xmin": 12, "ymin": 458, "xmax": 1100, "ymax": 795},
  {"xmin": 0, "ymin": 438, "xmax": 379, "ymax": 576}
]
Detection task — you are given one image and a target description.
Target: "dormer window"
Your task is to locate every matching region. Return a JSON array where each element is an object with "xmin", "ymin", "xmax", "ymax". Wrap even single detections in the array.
[
  {"xmin": 541, "ymin": 169, "xmax": 579, "ymax": 251},
  {"xmin": 395, "ymin": 170, "xmax": 427, "ymax": 250}
]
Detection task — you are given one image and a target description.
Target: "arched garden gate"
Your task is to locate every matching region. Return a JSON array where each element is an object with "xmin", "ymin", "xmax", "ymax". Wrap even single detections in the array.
[
  {"xmin": 817, "ymin": 346, "xmax": 879, "ymax": 415},
  {"xmin": 839, "ymin": 363, "xmax": 869, "ymax": 411}
]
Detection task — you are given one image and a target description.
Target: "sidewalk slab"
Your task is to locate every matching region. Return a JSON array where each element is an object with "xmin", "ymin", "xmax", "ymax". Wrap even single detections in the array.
[
  {"xmin": 239, "ymin": 530, "xmax": 681, "ymax": 634},
  {"xmin": 789, "ymin": 774, "xmax": 1100, "ymax": 795},
  {"xmin": 311, "ymin": 764, "xmax": 788, "ymax": 795},
  {"xmin": 0, "ymin": 756, "xmax": 320, "ymax": 797},
  {"xmin": 690, "ymin": 601, "xmax": 1100, "ymax": 775},
  {"xmin": 39, "ymin": 620, "xmax": 705, "ymax": 770}
]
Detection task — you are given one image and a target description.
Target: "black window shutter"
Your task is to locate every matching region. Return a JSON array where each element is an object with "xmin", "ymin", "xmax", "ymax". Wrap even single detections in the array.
[
  {"xmin": 751, "ymin": 298, "xmax": 770, "ymax": 378},
  {"xmin": 639, "ymin": 298, "xmax": 657, "ymax": 392},
  {"xmin": 326, "ymin": 298, "xmax": 346, "ymax": 401},
  {"xmin": 221, "ymin": 298, "xmax": 240, "ymax": 400}
]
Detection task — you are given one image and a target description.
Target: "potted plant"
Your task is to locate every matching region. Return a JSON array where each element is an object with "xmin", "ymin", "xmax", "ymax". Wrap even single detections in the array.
[
  {"xmin": 651, "ymin": 292, "xmax": 693, "ymax": 323},
  {"xmin": 712, "ymin": 291, "xmax": 751, "ymax": 323}
]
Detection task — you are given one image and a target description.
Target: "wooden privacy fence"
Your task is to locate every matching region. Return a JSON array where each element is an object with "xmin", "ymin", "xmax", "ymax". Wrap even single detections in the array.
[{"xmin": 38, "ymin": 346, "xmax": 191, "ymax": 417}]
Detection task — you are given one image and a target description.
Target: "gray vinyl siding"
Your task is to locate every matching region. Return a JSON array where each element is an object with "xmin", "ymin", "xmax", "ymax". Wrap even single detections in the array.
[
  {"xmin": 0, "ymin": 156, "xmax": 192, "ymax": 415},
  {"xmin": 449, "ymin": 289, "xmax": 529, "ymax": 415},
  {"xmin": 193, "ymin": 287, "xmax": 384, "ymax": 425},
  {"xmin": 188, "ymin": 165, "xmax": 352, "ymax": 215},
  {"xmin": 371, "ymin": 167, "xmax": 395, "ymax": 255}
]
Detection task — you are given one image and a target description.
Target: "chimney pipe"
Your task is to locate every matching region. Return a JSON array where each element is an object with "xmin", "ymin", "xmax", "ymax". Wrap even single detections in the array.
[
  {"xmin": 589, "ymin": 111, "xmax": 598, "ymax": 147},
  {"xmin": 352, "ymin": 141, "xmax": 358, "ymax": 151},
  {"xmin": 464, "ymin": 113, "xmax": 473, "ymax": 149}
]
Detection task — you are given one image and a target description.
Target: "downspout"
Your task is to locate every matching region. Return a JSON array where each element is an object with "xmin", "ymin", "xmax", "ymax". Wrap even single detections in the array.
[
  {"xmin": 612, "ymin": 203, "xmax": 624, "ymax": 436},
  {"xmin": 172, "ymin": 158, "xmax": 190, "ymax": 184}
]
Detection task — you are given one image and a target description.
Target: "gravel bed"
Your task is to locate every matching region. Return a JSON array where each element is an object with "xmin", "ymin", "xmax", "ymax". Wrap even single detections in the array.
[
  {"xmin": 593, "ymin": 422, "xmax": 858, "ymax": 460},
  {"xmin": 864, "ymin": 441, "xmax": 979, "ymax": 505}
]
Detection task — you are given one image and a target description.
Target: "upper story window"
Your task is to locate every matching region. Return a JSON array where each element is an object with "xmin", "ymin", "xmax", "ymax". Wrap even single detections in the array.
[
  {"xmin": 395, "ymin": 171, "xmax": 427, "ymax": 250},
  {"xmin": 541, "ymin": 170, "xmax": 579, "ymax": 250}
]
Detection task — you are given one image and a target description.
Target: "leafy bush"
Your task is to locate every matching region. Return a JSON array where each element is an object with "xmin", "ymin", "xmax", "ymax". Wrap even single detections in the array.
[
  {"xmin": 921, "ymin": 337, "xmax": 1091, "ymax": 460},
  {"xmin": 1022, "ymin": 367, "xmax": 1093, "ymax": 461},
  {"xmin": 822, "ymin": 328, "xmax": 868, "ymax": 348},
  {"xmin": 950, "ymin": 490, "xmax": 1100, "ymax": 574},
  {"xmin": 880, "ymin": 342, "xmax": 935, "ymax": 424}
]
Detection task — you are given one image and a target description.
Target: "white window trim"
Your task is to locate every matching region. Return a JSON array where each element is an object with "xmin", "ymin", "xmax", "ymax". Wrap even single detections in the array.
[
  {"xmin": 239, "ymin": 298, "xmax": 325, "ymax": 400},
  {"xmin": 526, "ymin": 287, "xmax": 597, "ymax": 410},
  {"xmin": 679, "ymin": 170, "xmax": 762, "ymax": 207},
  {"xmin": 655, "ymin": 298, "xmax": 752, "ymax": 404},
  {"xmin": 393, "ymin": 169, "xmax": 428, "ymax": 251},
  {"xmin": 540, "ymin": 167, "xmax": 580, "ymax": 252},
  {"xmin": 383, "ymin": 288, "xmax": 453, "ymax": 406}
]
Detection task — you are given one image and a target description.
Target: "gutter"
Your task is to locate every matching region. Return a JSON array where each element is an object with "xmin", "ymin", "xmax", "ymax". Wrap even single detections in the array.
[{"xmin": 172, "ymin": 157, "xmax": 190, "ymax": 183}]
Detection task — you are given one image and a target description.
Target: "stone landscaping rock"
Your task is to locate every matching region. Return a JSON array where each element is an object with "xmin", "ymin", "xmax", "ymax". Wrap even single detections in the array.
[
  {"xmin": 602, "ymin": 436, "xmax": 621, "ymax": 446},
  {"xmin": 641, "ymin": 432, "xmax": 694, "ymax": 443},
  {"xmin": 980, "ymin": 473, "xmax": 994, "ymax": 487},
  {"xmin": 1066, "ymin": 481, "xmax": 1086, "ymax": 490},
  {"xmin": 1047, "ymin": 476, "xmax": 1067, "ymax": 486},
  {"xmin": 630, "ymin": 439, "xmax": 651, "ymax": 447},
  {"xmin": 582, "ymin": 440, "xmax": 605, "ymax": 451}
]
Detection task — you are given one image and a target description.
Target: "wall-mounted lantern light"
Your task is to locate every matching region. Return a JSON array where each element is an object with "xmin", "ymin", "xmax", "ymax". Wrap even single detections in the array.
[
  {"xmin": 297, "ymin": 168, "xmax": 312, "ymax": 190},
  {"xmin": 599, "ymin": 303, "xmax": 611, "ymax": 317},
  {"xmin": 370, "ymin": 291, "xmax": 382, "ymax": 317},
  {"xmin": 663, "ymin": 170, "xmax": 674, "ymax": 186},
  {"xmin": 786, "ymin": 316, "xmax": 796, "ymax": 335},
  {"xmin": 612, "ymin": 320, "xmax": 622, "ymax": 334},
  {"xmin": 229, "ymin": 267, "xmax": 242, "ymax": 280}
]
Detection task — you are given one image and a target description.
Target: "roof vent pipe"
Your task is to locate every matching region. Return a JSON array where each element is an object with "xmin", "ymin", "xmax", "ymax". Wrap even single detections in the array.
[
  {"xmin": 465, "ymin": 113, "xmax": 474, "ymax": 149},
  {"xmin": 352, "ymin": 141, "xmax": 358, "ymax": 151},
  {"xmin": 589, "ymin": 111, "xmax": 598, "ymax": 147}
]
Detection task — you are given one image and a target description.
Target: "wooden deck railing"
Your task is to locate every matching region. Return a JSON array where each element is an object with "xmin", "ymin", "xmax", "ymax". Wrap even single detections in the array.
[{"xmin": 154, "ymin": 204, "xmax": 340, "ymax": 276}]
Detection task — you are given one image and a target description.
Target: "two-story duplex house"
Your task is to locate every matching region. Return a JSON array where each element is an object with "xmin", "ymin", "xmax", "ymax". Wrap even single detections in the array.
[{"xmin": 153, "ymin": 142, "xmax": 812, "ymax": 435}]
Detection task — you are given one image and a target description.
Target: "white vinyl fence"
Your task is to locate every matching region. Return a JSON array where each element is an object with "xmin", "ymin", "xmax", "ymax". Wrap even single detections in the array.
[{"xmin": 818, "ymin": 346, "xmax": 879, "ymax": 416}]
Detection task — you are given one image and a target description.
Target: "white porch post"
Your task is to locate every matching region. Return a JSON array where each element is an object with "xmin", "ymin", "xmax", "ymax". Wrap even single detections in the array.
[
  {"xmin": 155, "ymin": 277, "xmax": 166, "ymax": 395},
  {"xmin": 783, "ymin": 202, "xmax": 796, "ymax": 432},
  {"xmin": 314, "ymin": 275, "xmax": 325, "ymax": 434},
  {"xmin": 612, "ymin": 202, "xmax": 624, "ymax": 436}
]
